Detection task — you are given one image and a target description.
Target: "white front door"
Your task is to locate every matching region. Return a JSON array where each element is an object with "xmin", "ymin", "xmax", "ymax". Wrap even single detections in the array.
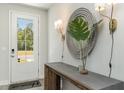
[{"xmin": 9, "ymin": 11, "xmax": 39, "ymax": 83}]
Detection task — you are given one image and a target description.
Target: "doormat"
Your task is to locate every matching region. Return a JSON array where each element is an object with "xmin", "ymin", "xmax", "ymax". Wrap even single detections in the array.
[{"xmin": 8, "ymin": 80, "xmax": 41, "ymax": 90}]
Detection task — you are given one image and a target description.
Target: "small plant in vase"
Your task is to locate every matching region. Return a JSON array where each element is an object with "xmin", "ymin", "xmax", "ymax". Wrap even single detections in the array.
[{"xmin": 68, "ymin": 16, "xmax": 91, "ymax": 74}]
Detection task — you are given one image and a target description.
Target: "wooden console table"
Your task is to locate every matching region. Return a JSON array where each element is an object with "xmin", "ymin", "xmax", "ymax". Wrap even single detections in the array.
[{"xmin": 44, "ymin": 62, "xmax": 123, "ymax": 90}]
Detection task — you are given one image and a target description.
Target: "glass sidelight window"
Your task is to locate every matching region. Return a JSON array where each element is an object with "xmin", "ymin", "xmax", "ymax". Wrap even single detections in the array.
[{"xmin": 17, "ymin": 18, "xmax": 34, "ymax": 63}]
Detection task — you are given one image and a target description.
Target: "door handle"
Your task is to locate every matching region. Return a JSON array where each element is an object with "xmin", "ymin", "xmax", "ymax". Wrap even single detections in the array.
[{"xmin": 11, "ymin": 55, "xmax": 15, "ymax": 58}]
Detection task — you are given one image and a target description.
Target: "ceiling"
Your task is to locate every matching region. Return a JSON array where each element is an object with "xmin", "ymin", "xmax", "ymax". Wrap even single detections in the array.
[{"xmin": 23, "ymin": 3, "xmax": 53, "ymax": 9}]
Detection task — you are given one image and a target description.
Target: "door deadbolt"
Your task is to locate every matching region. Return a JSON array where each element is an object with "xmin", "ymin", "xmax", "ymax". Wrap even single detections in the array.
[{"xmin": 11, "ymin": 49, "xmax": 14, "ymax": 53}]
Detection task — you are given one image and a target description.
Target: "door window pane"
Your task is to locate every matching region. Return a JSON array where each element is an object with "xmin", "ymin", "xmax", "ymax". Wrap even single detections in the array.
[{"xmin": 17, "ymin": 18, "xmax": 33, "ymax": 63}]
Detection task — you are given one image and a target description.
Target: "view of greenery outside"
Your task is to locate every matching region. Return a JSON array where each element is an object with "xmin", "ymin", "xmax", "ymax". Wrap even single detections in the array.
[{"xmin": 17, "ymin": 21, "xmax": 33, "ymax": 51}]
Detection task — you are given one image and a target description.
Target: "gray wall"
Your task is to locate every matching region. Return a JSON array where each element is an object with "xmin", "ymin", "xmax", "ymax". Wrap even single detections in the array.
[
  {"xmin": 48, "ymin": 3, "xmax": 124, "ymax": 89},
  {"xmin": 0, "ymin": 4, "xmax": 48, "ymax": 84}
]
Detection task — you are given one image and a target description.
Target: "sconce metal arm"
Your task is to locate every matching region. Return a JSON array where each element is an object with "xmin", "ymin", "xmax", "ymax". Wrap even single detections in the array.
[
  {"xmin": 110, "ymin": 3, "xmax": 114, "ymax": 21},
  {"xmin": 99, "ymin": 12, "xmax": 111, "ymax": 20}
]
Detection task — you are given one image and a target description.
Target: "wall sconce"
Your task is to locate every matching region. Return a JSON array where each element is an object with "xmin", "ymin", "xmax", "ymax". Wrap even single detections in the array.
[
  {"xmin": 95, "ymin": 3, "xmax": 117, "ymax": 33},
  {"xmin": 54, "ymin": 20, "xmax": 65, "ymax": 61},
  {"xmin": 95, "ymin": 3, "xmax": 117, "ymax": 78}
]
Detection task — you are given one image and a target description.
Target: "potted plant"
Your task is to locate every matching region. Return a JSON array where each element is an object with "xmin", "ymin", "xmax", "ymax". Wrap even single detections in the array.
[{"xmin": 68, "ymin": 16, "xmax": 91, "ymax": 74}]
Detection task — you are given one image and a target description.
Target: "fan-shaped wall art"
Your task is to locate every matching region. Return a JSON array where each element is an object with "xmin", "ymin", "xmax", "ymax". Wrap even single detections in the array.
[{"xmin": 66, "ymin": 8, "xmax": 97, "ymax": 59}]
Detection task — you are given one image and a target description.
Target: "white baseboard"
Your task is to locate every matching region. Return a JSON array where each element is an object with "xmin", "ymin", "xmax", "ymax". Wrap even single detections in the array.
[{"xmin": 0, "ymin": 80, "xmax": 9, "ymax": 86}]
